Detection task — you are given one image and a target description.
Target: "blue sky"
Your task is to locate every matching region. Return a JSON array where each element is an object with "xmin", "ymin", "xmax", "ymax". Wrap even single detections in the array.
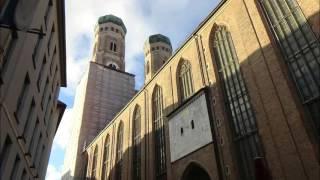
[{"xmin": 46, "ymin": 0, "xmax": 220, "ymax": 179}]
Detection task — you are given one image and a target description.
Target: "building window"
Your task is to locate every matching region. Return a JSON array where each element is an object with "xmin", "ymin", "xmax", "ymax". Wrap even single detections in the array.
[
  {"xmin": 178, "ymin": 60, "xmax": 194, "ymax": 101},
  {"xmin": 116, "ymin": 122, "xmax": 124, "ymax": 180},
  {"xmin": 47, "ymin": 25, "xmax": 55, "ymax": 55},
  {"xmin": 28, "ymin": 119, "xmax": 39, "ymax": 154},
  {"xmin": 15, "ymin": 73, "xmax": 30, "ymax": 123},
  {"xmin": 9, "ymin": 155, "xmax": 21, "ymax": 180},
  {"xmin": 152, "ymin": 85, "xmax": 167, "ymax": 180},
  {"xmin": 21, "ymin": 169, "xmax": 27, "ymax": 180},
  {"xmin": 37, "ymin": 57, "xmax": 47, "ymax": 91},
  {"xmin": 44, "ymin": 0, "xmax": 53, "ymax": 28},
  {"xmin": 0, "ymin": 136, "xmax": 12, "ymax": 176},
  {"xmin": 102, "ymin": 135, "xmax": 110, "ymax": 180},
  {"xmin": 0, "ymin": 30, "xmax": 17, "ymax": 79},
  {"xmin": 132, "ymin": 105, "xmax": 141, "ymax": 180},
  {"xmin": 41, "ymin": 77, "xmax": 49, "ymax": 110},
  {"xmin": 213, "ymin": 26, "xmax": 263, "ymax": 180},
  {"xmin": 32, "ymin": 27, "xmax": 44, "ymax": 68},
  {"xmin": 259, "ymin": 0, "xmax": 320, "ymax": 139},
  {"xmin": 146, "ymin": 61, "xmax": 150, "ymax": 74},
  {"xmin": 91, "ymin": 145, "xmax": 98, "ymax": 179},
  {"xmin": 110, "ymin": 41, "xmax": 117, "ymax": 52},
  {"xmin": 191, "ymin": 120, "xmax": 195, "ymax": 129},
  {"xmin": 108, "ymin": 63, "xmax": 117, "ymax": 69},
  {"xmin": 21, "ymin": 98, "xmax": 35, "ymax": 141}
]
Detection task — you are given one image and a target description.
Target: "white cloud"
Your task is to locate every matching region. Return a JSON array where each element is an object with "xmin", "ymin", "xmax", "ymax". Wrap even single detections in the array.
[
  {"xmin": 46, "ymin": 164, "xmax": 63, "ymax": 180},
  {"xmin": 52, "ymin": 108, "xmax": 74, "ymax": 150}
]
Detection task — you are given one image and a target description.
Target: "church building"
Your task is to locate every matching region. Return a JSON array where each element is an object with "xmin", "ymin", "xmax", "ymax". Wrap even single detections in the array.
[{"xmin": 65, "ymin": 0, "xmax": 319, "ymax": 180}]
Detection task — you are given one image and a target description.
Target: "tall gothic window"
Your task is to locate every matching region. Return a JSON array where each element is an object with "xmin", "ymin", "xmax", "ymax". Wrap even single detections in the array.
[
  {"xmin": 102, "ymin": 135, "xmax": 110, "ymax": 180},
  {"xmin": 152, "ymin": 85, "xmax": 167, "ymax": 180},
  {"xmin": 115, "ymin": 122, "xmax": 124, "ymax": 180},
  {"xmin": 132, "ymin": 105, "xmax": 141, "ymax": 180},
  {"xmin": 213, "ymin": 26, "xmax": 263, "ymax": 180},
  {"xmin": 259, "ymin": 0, "xmax": 320, "ymax": 139},
  {"xmin": 91, "ymin": 146, "xmax": 98, "ymax": 179},
  {"xmin": 178, "ymin": 60, "xmax": 194, "ymax": 101}
]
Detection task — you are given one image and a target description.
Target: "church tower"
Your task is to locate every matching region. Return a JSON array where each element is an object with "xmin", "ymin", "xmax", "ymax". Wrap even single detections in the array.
[
  {"xmin": 92, "ymin": 15, "xmax": 126, "ymax": 70},
  {"xmin": 62, "ymin": 15, "xmax": 136, "ymax": 180},
  {"xmin": 144, "ymin": 34, "xmax": 172, "ymax": 83}
]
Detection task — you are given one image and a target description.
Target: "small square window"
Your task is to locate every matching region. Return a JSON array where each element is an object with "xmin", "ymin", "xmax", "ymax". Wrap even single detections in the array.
[
  {"xmin": 104, "ymin": 27, "xmax": 108, "ymax": 30},
  {"xmin": 100, "ymin": 27, "xmax": 103, "ymax": 31},
  {"xmin": 156, "ymin": 46, "xmax": 159, "ymax": 50},
  {"xmin": 111, "ymin": 27, "xmax": 114, "ymax": 31},
  {"xmin": 116, "ymin": 29, "xmax": 119, "ymax": 33}
]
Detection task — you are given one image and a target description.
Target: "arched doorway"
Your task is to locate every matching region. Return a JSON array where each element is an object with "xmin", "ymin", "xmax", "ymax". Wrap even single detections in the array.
[{"xmin": 182, "ymin": 163, "xmax": 211, "ymax": 180}]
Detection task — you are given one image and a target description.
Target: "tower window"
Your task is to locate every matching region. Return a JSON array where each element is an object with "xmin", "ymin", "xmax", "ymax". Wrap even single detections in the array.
[
  {"xmin": 109, "ymin": 41, "xmax": 117, "ymax": 52},
  {"xmin": 116, "ymin": 29, "xmax": 119, "ymax": 33},
  {"xmin": 108, "ymin": 64, "xmax": 117, "ymax": 69},
  {"xmin": 111, "ymin": 27, "xmax": 114, "ymax": 31},
  {"xmin": 146, "ymin": 61, "xmax": 150, "ymax": 74},
  {"xmin": 104, "ymin": 27, "xmax": 108, "ymax": 30}
]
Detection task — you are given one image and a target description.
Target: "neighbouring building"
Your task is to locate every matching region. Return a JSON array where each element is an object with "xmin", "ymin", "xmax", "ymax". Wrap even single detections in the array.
[
  {"xmin": 62, "ymin": 15, "xmax": 136, "ymax": 180},
  {"xmin": 0, "ymin": 0, "xmax": 67, "ymax": 179},
  {"xmin": 81, "ymin": 0, "xmax": 320, "ymax": 180}
]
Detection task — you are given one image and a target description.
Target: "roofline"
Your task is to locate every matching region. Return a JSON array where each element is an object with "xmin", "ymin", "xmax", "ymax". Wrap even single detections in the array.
[
  {"xmin": 56, "ymin": 0, "xmax": 67, "ymax": 87},
  {"xmin": 90, "ymin": 61, "xmax": 135, "ymax": 77},
  {"xmin": 84, "ymin": 0, "xmax": 227, "ymax": 150}
]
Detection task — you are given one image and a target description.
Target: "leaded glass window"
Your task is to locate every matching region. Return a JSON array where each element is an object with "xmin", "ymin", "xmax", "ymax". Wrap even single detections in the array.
[
  {"xmin": 102, "ymin": 135, "xmax": 110, "ymax": 180},
  {"xmin": 91, "ymin": 146, "xmax": 98, "ymax": 179},
  {"xmin": 213, "ymin": 26, "xmax": 263, "ymax": 180},
  {"xmin": 178, "ymin": 60, "xmax": 194, "ymax": 101},
  {"xmin": 259, "ymin": 0, "xmax": 320, "ymax": 140},
  {"xmin": 132, "ymin": 105, "xmax": 141, "ymax": 180},
  {"xmin": 115, "ymin": 122, "xmax": 124, "ymax": 180},
  {"xmin": 152, "ymin": 85, "xmax": 167, "ymax": 180}
]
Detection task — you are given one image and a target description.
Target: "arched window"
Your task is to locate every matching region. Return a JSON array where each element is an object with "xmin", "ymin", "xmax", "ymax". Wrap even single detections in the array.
[
  {"xmin": 102, "ymin": 135, "xmax": 110, "ymax": 180},
  {"xmin": 132, "ymin": 105, "xmax": 141, "ymax": 180},
  {"xmin": 109, "ymin": 41, "xmax": 117, "ymax": 52},
  {"xmin": 178, "ymin": 60, "xmax": 194, "ymax": 101},
  {"xmin": 91, "ymin": 145, "xmax": 98, "ymax": 179},
  {"xmin": 152, "ymin": 85, "xmax": 167, "ymax": 180},
  {"xmin": 115, "ymin": 122, "xmax": 124, "ymax": 180},
  {"xmin": 213, "ymin": 26, "xmax": 263, "ymax": 180},
  {"xmin": 259, "ymin": 0, "xmax": 320, "ymax": 139},
  {"xmin": 108, "ymin": 63, "xmax": 117, "ymax": 69}
]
